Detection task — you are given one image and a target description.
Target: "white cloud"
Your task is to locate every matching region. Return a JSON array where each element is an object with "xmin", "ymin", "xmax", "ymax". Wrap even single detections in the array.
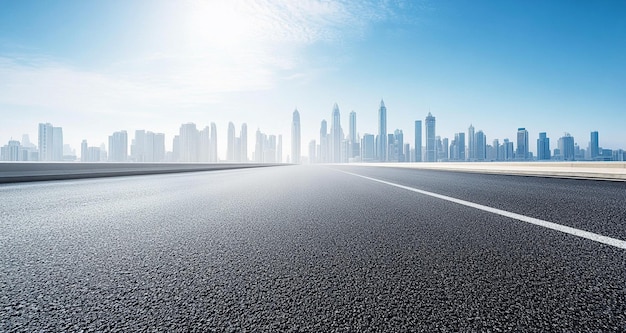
[{"xmin": 0, "ymin": 0, "xmax": 413, "ymax": 117}]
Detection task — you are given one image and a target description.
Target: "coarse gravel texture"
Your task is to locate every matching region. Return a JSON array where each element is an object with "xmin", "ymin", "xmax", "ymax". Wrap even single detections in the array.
[{"xmin": 1, "ymin": 165, "xmax": 625, "ymax": 332}]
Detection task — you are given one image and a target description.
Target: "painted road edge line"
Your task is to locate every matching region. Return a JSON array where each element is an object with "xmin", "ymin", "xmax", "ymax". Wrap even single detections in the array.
[{"xmin": 340, "ymin": 170, "xmax": 626, "ymax": 250}]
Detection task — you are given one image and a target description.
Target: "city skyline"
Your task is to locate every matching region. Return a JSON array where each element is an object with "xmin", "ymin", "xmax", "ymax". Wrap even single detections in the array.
[
  {"xmin": 1, "ymin": 1, "xmax": 624, "ymax": 158},
  {"xmin": 3, "ymin": 103, "xmax": 624, "ymax": 162}
]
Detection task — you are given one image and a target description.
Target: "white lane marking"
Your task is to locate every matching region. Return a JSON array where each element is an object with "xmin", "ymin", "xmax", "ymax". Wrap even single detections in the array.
[{"xmin": 341, "ymin": 170, "xmax": 626, "ymax": 250}]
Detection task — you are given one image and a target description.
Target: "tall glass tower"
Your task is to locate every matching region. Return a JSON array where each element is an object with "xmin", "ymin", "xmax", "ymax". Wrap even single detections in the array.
[
  {"xmin": 378, "ymin": 100, "xmax": 387, "ymax": 162},
  {"xmin": 331, "ymin": 103, "xmax": 342, "ymax": 163},
  {"xmin": 291, "ymin": 109, "xmax": 301, "ymax": 164},
  {"xmin": 516, "ymin": 128, "xmax": 529, "ymax": 160},
  {"xmin": 425, "ymin": 112, "xmax": 436, "ymax": 162},
  {"xmin": 414, "ymin": 120, "xmax": 422, "ymax": 162}
]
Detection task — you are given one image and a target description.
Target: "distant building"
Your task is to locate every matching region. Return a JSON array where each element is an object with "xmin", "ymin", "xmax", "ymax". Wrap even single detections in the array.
[
  {"xmin": 414, "ymin": 120, "xmax": 422, "ymax": 162},
  {"xmin": 558, "ymin": 133, "xmax": 575, "ymax": 161},
  {"xmin": 475, "ymin": 130, "xmax": 486, "ymax": 161},
  {"xmin": 393, "ymin": 129, "xmax": 404, "ymax": 162},
  {"xmin": 179, "ymin": 123, "xmax": 199, "ymax": 162},
  {"xmin": 210, "ymin": 123, "xmax": 218, "ymax": 162},
  {"xmin": 425, "ymin": 112, "xmax": 436, "ymax": 162},
  {"xmin": 108, "ymin": 130, "xmax": 128, "ymax": 162},
  {"xmin": 38, "ymin": 123, "xmax": 63, "ymax": 161},
  {"xmin": 240, "ymin": 123, "xmax": 248, "ymax": 162},
  {"xmin": 378, "ymin": 100, "xmax": 387, "ymax": 161},
  {"xmin": 291, "ymin": 109, "xmax": 301, "ymax": 164},
  {"xmin": 308, "ymin": 140, "xmax": 316, "ymax": 163},
  {"xmin": 361, "ymin": 134, "xmax": 376, "ymax": 162},
  {"xmin": 590, "ymin": 131, "xmax": 599, "ymax": 160},
  {"xmin": 516, "ymin": 128, "xmax": 529, "ymax": 160},
  {"xmin": 330, "ymin": 104, "xmax": 342, "ymax": 163},
  {"xmin": 349, "ymin": 111, "xmax": 358, "ymax": 159},
  {"xmin": 227, "ymin": 122, "xmax": 236, "ymax": 162},
  {"xmin": 467, "ymin": 124, "xmax": 475, "ymax": 161},
  {"xmin": 537, "ymin": 132, "xmax": 551, "ymax": 160},
  {"xmin": 319, "ymin": 120, "xmax": 328, "ymax": 163}
]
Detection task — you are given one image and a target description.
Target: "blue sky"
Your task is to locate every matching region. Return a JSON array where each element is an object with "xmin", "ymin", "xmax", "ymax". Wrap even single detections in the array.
[{"xmin": 1, "ymin": 0, "xmax": 624, "ymax": 158}]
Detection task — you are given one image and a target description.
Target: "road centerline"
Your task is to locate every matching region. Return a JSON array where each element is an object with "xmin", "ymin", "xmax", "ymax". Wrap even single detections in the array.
[{"xmin": 339, "ymin": 170, "xmax": 626, "ymax": 250}]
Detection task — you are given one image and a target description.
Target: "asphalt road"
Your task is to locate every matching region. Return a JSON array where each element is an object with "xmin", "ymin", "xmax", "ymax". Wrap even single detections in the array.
[{"xmin": 1, "ymin": 165, "xmax": 625, "ymax": 332}]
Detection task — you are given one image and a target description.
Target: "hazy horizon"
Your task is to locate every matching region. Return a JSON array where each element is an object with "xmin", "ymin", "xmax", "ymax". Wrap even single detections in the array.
[{"xmin": 1, "ymin": 0, "xmax": 625, "ymax": 159}]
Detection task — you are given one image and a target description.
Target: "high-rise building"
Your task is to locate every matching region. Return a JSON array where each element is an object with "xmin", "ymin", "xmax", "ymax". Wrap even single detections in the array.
[
  {"xmin": 108, "ymin": 130, "xmax": 128, "ymax": 162},
  {"xmin": 414, "ymin": 120, "xmax": 422, "ymax": 162},
  {"xmin": 277, "ymin": 135, "xmax": 282, "ymax": 163},
  {"xmin": 319, "ymin": 120, "xmax": 328, "ymax": 163},
  {"xmin": 361, "ymin": 134, "xmax": 376, "ymax": 161},
  {"xmin": 349, "ymin": 111, "xmax": 357, "ymax": 158},
  {"xmin": 291, "ymin": 109, "xmax": 301, "ymax": 164},
  {"xmin": 309, "ymin": 140, "xmax": 316, "ymax": 163},
  {"xmin": 475, "ymin": 130, "xmax": 486, "ymax": 161},
  {"xmin": 131, "ymin": 130, "xmax": 146, "ymax": 162},
  {"xmin": 240, "ymin": 123, "xmax": 248, "ymax": 162},
  {"xmin": 516, "ymin": 128, "xmax": 529, "ymax": 160},
  {"xmin": 210, "ymin": 123, "xmax": 218, "ymax": 162},
  {"xmin": 425, "ymin": 112, "xmax": 436, "ymax": 162},
  {"xmin": 468, "ymin": 124, "xmax": 475, "ymax": 161},
  {"xmin": 1, "ymin": 140, "xmax": 21, "ymax": 161},
  {"xmin": 199, "ymin": 126, "xmax": 211, "ymax": 162},
  {"xmin": 393, "ymin": 129, "xmax": 404, "ymax": 162},
  {"xmin": 503, "ymin": 139, "xmax": 514, "ymax": 161},
  {"xmin": 227, "ymin": 122, "xmax": 236, "ymax": 162},
  {"xmin": 537, "ymin": 132, "xmax": 551, "ymax": 160},
  {"xmin": 404, "ymin": 143, "xmax": 410, "ymax": 163},
  {"xmin": 38, "ymin": 123, "xmax": 60, "ymax": 161},
  {"xmin": 558, "ymin": 133, "xmax": 575, "ymax": 161},
  {"xmin": 590, "ymin": 131, "xmax": 599, "ymax": 160},
  {"xmin": 492, "ymin": 139, "xmax": 501, "ymax": 161},
  {"xmin": 81, "ymin": 140, "xmax": 88, "ymax": 162},
  {"xmin": 255, "ymin": 128, "xmax": 277, "ymax": 163},
  {"xmin": 153, "ymin": 133, "xmax": 165, "ymax": 162},
  {"xmin": 179, "ymin": 123, "xmax": 199, "ymax": 162},
  {"xmin": 377, "ymin": 100, "xmax": 387, "ymax": 162},
  {"xmin": 330, "ymin": 103, "xmax": 342, "ymax": 163}
]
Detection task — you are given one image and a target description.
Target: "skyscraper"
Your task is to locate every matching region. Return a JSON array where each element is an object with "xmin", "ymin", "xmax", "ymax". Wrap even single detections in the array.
[
  {"xmin": 537, "ymin": 132, "xmax": 551, "ymax": 160},
  {"xmin": 291, "ymin": 109, "xmax": 301, "ymax": 164},
  {"xmin": 393, "ymin": 129, "xmax": 404, "ymax": 162},
  {"xmin": 210, "ymin": 122, "xmax": 218, "ymax": 162},
  {"xmin": 227, "ymin": 122, "xmax": 236, "ymax": 162},
  {"xmin": 361, "ymin": 134, "xmax": 376, "ymax": 161},
  {"xmin": 468, "ymin": 124, "xmax": 475, "ymax": 161},
  {"xmin": 414, "ymin": 120, "xmax": 422, "ymax": 162},
  {"xmin": 349, "ymin": 111, "xmax": 357, "ymax": 158},
  {"xmin": 590, "ymin": 131, "xmax": 599, "ymax": 160},
  {"xmin": 199, "ymin": 126, "xmax": 211, "ymax": 162},
  {"xmin": 475, "ymin": 130, "xmax": 486, "ymax": 161},
  {"xmin": 425, "ymin": 112, "xmax": 436, "ymax": 162},
  {"xmin": 179, "ymin": 123, "xmax": 199, "ymax": 162},
  {"xmin": 377, "ymin": 100, "xmax": 387, "ymax": 162},
  {"xmin": 331, "ymin": 103, "xmax": 341, "ymax": 163},
  {"xmin": 277, "ymin": 135, "xmax": 282, "ymax": 163},
  {"xmin": 319, "ymin": 120, "xmax": 328, "ymax": 163},
  {"xmin": 108, "ymin": 130, "xmax": 128, "ymax": 162},
  {"xmin": 558, "ymin": 133, "xmax": 575, "ymax": 161},
  {"xmin": 516, "ymin": 128, "xmax": 529, "ymax": 160},
  {"xmin": 309, "ymin": 140, "xmax": 316, "ymax": 163},
  {"xmin": 240, "ymin": 123, "xmax": 248, "ymax": 162},
  {"xmin": 52, "ymin": 127, "xmax": 64, "ymax": 161},
  {"xmin": 38, "ymin": 123, "xmax": 54, "ymax": 161}
]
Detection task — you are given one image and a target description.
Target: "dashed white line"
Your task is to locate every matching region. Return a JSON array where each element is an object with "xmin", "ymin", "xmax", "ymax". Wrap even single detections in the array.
[{"xmin": 341, "ymin": 170, "xmax": 626, "ymax": 250}]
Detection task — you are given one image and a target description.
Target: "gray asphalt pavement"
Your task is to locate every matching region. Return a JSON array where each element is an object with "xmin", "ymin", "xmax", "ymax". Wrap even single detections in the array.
[{"xmin": 1, "ymin": 165, "xmax": 625, "ymax": 332}]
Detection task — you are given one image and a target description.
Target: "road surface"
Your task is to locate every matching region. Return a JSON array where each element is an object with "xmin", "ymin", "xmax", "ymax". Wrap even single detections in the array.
[{"xmin": 2, "ymin": 165, "xmax": 625, "ymax": 332}]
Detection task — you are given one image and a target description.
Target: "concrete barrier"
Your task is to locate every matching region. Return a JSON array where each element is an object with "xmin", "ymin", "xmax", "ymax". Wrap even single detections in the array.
[
  {"xmin": 348, "ymin": 162, "xmax": 626, "ymax": 181},
  {"xmin": 0, "ymin": 162, "xmax": 286, "ymax": 183}
]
